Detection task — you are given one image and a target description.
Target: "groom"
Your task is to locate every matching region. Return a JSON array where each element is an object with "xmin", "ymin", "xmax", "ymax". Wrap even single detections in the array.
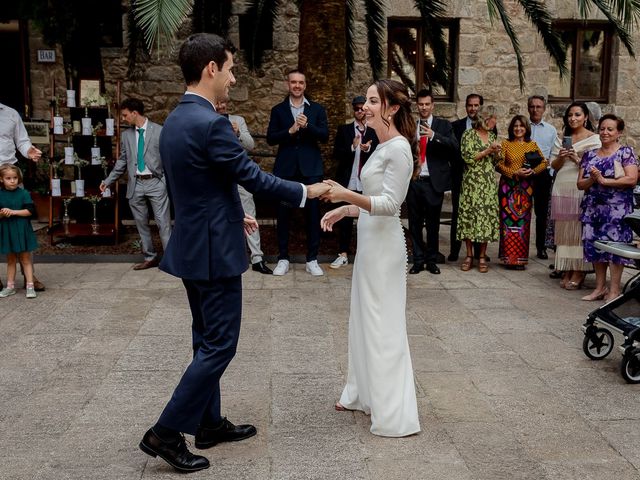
[{"xmin": 139, "ymin": 33, "xmax": 328, "ymax": 473}]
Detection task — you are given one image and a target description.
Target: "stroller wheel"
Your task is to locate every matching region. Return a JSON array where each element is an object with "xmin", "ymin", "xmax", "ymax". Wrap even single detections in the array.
[
  {"xmin": 583, "ymin": 328, "xmax": 614, "ymax": 360},
  {"xmin": 620, "ymin": 348, "xmax": 640, "ymax": 383}
]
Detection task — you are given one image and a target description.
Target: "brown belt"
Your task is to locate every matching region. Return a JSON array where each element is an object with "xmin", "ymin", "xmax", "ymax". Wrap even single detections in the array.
[{"xmin": 136, "ymin": 174, "xmax": 154, "ymax": 180}]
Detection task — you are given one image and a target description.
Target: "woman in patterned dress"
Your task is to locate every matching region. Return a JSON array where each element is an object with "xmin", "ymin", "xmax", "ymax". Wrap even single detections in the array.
[
  {"xmin": 578, "ymin": 114, "xmax": 638, "ymax": 301},
  {"xmin": 549, "ymin": 102, "xmax": 600, "ymax": 290},
  {"xmin": 496, "ymin": 116, "xmax": 548, "ymax": 268},
  {"xmin": 457, "ymin": 105, "xmax": 501, "ymax": 273}
]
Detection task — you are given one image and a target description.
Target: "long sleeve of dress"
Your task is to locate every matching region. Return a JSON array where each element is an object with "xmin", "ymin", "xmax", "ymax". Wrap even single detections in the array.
[{"xmin": 369, "ymin": 145, "xmax": 413, "ymax": 217}]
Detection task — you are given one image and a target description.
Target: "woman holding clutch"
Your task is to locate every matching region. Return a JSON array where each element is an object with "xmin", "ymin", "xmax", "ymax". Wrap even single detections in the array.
[{"xmin": 496, "ymin": 115, "xmax": 548, "ymax": 268}]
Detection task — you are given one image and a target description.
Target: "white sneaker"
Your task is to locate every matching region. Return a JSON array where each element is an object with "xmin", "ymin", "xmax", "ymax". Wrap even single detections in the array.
[
  {"xmin": 26, "ymin": 287, "xmax": 37, "ymax": 299},
  {"xmin": 305, "ymin": 260, "xmax": 324, "ymax": 276},
  {"xmin": 272, "ymin": 259, "xmax": 290, "ymax": 276},
  {"xmin": 330, "ymin": 254, "xmax": 348, "ymax": 269},
  {"xmin": 0, "ymin": 287, "xmax": 16, "ymax": 298}
]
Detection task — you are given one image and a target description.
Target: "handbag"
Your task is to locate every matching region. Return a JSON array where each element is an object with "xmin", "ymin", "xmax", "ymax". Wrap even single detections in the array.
[
  {"xmin": 524, "ymin": 151, "xmax": 543, "ymax": 169},
  {"xmin": 614, "ymin": 159, "xmax": 625, "ymax": 179}
]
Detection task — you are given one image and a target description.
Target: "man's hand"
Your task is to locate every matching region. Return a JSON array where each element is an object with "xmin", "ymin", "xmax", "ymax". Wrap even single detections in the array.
[
  {"xmin": 306, "ymin": 182, "xmax": 331, "ymax": 199},
  {"xmin": 320, "ymin": 179, "xmax": 348, "ymax": 203},
  {"xmin": 27, "ymin": 146, "xmax": 42, "ymax": 162},
  {"xmin": 243, "ymin": 213, "xmax": 258, "ymax": 235},
  {"xmin": 231, "ymin": 121, "xmax": 240, "ymax": 137},
  {"xmin": 352, "ymin": 133, "xmax": 362, "ymax": 149},
  {"xmin": 295, "ymin": 113, "xmax": 308, "ymax": 129},
  {"xmin": 361, "ymin": 140, "xmax": 372, "ymax": 153},
  {"xmin": 99, "ymin": 182, "xmax": 107, "ymax": 193},
  {"xmin": 289, "ymin": 122, "xmax": 300, "ymax": 135}
]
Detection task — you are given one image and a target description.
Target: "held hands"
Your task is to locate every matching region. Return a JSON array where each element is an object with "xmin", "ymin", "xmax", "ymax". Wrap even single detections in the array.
[
  {"xmin": 488, "ymin": 142, "xmax": 501, "ymax": 154},
  {"xmin": 243, "ymin": 213, "xmax": 258, "ymax": 235},
  {"xmin": 290, "ymin": 113, "xmax": 308, "ymax": 134},
  {"xmin": 319, "ymin": 179, "xmax": 348, "ymax": 203},
  {"xmin": 306, "ymin": 182, "xmax": 331, "ymax": 199},
  {"xmin": 516, "ymin": 167, "xmax": 533, "ymax": 178},
  {"xmin": 320, "ymin": 206, "xmax": 348, "ymax": 232},
  {"xmin": 589, "ymin": 166, "xmax": 606, "ymax": 184},
  {"xmin": 0, "ymin": 208, "xmax": 14, "ymax": 217},
  {"xmin": 27, "ymin": 146, "xmax": 42, "ymax": 162}
]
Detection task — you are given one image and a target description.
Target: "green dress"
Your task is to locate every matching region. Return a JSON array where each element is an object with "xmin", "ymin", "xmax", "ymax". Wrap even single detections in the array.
[
  {"xmin": 456, "ymin": 129, "xmax": 499, "ymax": 243},
  {"xmin": 0, "ymin": 188, "xmax": 38, "ymax": 254}
]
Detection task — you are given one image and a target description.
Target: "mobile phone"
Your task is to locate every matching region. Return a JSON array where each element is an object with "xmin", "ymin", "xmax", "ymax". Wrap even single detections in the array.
[{"xmin": 562, "ymin": 136, "xmax": 572, "ymax": 149}]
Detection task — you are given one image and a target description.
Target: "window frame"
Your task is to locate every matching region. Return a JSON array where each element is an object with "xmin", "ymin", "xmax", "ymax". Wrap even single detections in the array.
[
  {"xmin": 548, "ymin": 20, "xmax": 615, "ymax": 103},
  {"xmin": 387, "ymin": 17, "xmax": 458, "ymax": 101}
]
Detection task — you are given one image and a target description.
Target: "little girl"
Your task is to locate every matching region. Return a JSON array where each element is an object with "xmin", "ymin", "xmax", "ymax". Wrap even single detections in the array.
[{"xmin": 0, "ymin": 164, "xmax": 38, "ymax": 299}]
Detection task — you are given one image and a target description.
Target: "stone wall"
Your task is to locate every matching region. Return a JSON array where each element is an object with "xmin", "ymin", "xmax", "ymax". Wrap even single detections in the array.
[{"xmin": 27, "ymin": 0, "xmax": 640, "ymax": 153}]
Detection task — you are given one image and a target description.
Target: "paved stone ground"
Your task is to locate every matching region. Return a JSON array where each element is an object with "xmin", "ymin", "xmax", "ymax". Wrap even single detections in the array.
[{"xmin": 2, "ymin": 239, "xmax": 640, "ymax": 479}]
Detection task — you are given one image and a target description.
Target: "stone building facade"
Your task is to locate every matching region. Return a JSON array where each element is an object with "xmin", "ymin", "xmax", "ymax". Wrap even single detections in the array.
[{"xmin": 25, "ymin": 0, "xmax": 640, "ymax": 166}]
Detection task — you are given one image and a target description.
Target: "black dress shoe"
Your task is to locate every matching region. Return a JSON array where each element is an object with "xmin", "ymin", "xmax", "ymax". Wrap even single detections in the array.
[
  {"xmin": 435, "ymin": 252, "xmax": 446, "ymax": 264},
  {"xmin": 537, "ymin": 249, "xmax": 548, "ymax": 260},
  {"xmin": 195, "ymin": 418, "xmax": 257, "ymax": 450},
  {"xmin": 426, "ymin": 262, "xmax": 441, "ymax": 274},
  {"xmin": 447, "ymin": 253, "xmax": 459, "ymax": 262},
  {"xmin": 409, "ymin": 264, "xmax": 424, "ymax": 274},
  {"xmin": 251, "ymin": 261, "xmax": 273, "ymax": 274},
  {"xmin": 139, "ymin": 428, "xmax": 209, "ymax": 473},
  {"xmin": 133, "ymin": 257, "xmax": 160, "ymax": 270}
]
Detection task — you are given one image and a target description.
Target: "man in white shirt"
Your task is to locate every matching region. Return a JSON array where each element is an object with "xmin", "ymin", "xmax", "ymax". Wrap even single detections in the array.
[
  {"xmin": 528, "ymin": 95, "xmax": 557, "ymax": 260},
  {"xmin": 0, "ymin": 103, "xmax": 44, "ymax": 291}
]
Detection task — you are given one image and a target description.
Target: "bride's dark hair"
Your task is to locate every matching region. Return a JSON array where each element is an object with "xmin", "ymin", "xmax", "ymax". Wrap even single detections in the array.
[{"xmin": 373, "ymin": 79, "xmax": 419, "ymax": 178}]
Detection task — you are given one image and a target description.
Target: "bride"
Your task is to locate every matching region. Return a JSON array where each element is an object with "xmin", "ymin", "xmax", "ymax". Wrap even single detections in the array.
[{"xmin": 320, "ymin": 79, "xmax": 420, "ymax": 437}]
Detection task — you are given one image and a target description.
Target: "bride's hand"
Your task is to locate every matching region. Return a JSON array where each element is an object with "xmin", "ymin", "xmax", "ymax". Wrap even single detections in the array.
[
  {"xmin": 320, "ymin": 206, "xmax": 347, "ymax": 232},
  {"xmin": 320, "ymin": 179, "xmax": 348, "ymax": 203}
]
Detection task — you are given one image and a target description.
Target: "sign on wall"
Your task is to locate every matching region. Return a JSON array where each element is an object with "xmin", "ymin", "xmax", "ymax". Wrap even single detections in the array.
[{"xmin": 37, "ymin": 50, "xmax": 56, "ymax": 63}]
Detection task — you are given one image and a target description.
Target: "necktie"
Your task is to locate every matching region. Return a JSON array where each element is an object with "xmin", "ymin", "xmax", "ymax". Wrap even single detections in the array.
[
  {"xmin": 419, "ymin": 135, "xmax": 428, "ymax": 165},
  {"xmin": 137, "ymin": 128, "xmax": 145, "ymax": 172}
]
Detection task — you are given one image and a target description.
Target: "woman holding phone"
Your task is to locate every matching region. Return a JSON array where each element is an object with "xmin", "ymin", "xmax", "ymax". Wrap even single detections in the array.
[{"xmin": 549, "ymin": 103, "xmax": 600, "ymax": 290}]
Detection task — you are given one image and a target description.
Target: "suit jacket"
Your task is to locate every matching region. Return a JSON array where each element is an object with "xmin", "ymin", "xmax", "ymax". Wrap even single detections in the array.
[
  {"xmin": 333, "ymin": 122, "xmax": 379, "ymax": 188},
  {"xmin": 228, "ymin": 114, "xmax": 254, "ymax": 151},
  {"xmin": 416, "ymin": 117, "xmax": 458, "ymax": 193},
  {"xmin": 104, "ymin": 120, "xmax": 165, "ymax": 199},
  {"xmin": 266, "ymin": 97, "xmax": 329, "ymax": 178},
  {"xmin": 159, "ymin": 94, "xmax": 303, "ymax": 281}
]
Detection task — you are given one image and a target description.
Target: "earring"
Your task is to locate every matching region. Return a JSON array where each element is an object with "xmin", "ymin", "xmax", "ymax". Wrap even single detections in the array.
[{"xmin": 388, "ymin": 115, "xmax": 391, "ymax": 121}]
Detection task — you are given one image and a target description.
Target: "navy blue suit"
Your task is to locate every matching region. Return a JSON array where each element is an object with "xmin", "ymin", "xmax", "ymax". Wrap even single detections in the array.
[
  {"xmin": 157, "ymin": 94, "xmax": 303, "ymax": 434},
  {"xmin": 267, "ymin": 98, "xmax": 328, "ymax": 261}
]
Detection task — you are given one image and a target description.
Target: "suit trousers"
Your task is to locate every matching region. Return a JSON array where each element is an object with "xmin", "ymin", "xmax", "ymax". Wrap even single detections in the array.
[
  {"xmin": 407, "ymin": 177, "xmax": 443, "ymax": 264},
  {"xmin": 277, "ymin": 175, "xmax": 322, "ymax": 262},
  {"xmin": 157, "ymin": 276, "xmax": 242, "ymax": 435},
  {"xmin": 238, "ymin": 185, "xmax": 263, "ymax": 263},
  {"xmin": 128, "ymin": 177, "xmax": 172, "ymax": 260},
  {"xmin": 532, "ymin": 169, "xmax": 553, "ymax": 252}
]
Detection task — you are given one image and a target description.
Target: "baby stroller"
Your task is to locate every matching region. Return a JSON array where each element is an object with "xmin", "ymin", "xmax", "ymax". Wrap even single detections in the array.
[{"xmin": 582, "ymin": 211, "xmax": 640, "ymax": 383}]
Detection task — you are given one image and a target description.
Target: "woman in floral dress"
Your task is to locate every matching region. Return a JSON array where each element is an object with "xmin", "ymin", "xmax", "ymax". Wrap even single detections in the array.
[
  {"xmin": 578, "ymin": 114, "xmax": 638, "ymax": 301},
  {"xmin": 496, "ymin": 116, "xmax": 548, "ymax": 268},
  {"xmin": 457, "ymin": 105, "xmax": 501, "ymax": 273}
]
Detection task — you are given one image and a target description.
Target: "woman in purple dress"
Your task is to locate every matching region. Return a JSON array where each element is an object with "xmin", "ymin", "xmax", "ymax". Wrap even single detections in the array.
[{"xmin": 578, "ymin": 114, "xmax": 639, "ymax": 301}]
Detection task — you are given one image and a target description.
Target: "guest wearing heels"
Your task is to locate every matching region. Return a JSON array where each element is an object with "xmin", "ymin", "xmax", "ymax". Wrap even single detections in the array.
[
  {"xmin": 549, "ymin": 102, "xmax": 600, "ymax": 290},
  {"xmin": 578, "ymin": 114, "xmax": 638, "ymax": 301}
]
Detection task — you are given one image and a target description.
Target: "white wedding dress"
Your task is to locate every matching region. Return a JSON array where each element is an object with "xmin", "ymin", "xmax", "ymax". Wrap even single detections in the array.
[{"xmin": 338, "ymin": 135, "xmax": 421, "ymax": 437}]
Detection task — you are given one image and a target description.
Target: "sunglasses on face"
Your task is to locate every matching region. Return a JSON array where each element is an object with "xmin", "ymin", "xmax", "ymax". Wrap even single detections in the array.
[{"xmin": 354, "ymin": 107, "xmax": 365, "ymax": 112}]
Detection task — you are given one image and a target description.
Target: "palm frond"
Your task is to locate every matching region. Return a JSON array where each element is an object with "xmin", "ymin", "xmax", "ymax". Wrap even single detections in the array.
[
  {"xmin": 345, "ymin": 0, "xmax": 357, "ymax": 82},
  {"xmin": 133, "ymin": 0, "xmax": 193, "ymax": 53},
  {"xmin": 515, "ymin": 0, "xmax": 567, "ymax": 78},
  {"xmin": 413, "ymin": 0, "xmax": 450, "ymax": 92},
  {"xmin": 486, "ymin": 0, "xmax": 526, "ymax": 90},
  {"xmin": 244, "ymin": 0, "xmax": 279, "ymax": 70},
  {"xmin": 577, "ymin": 0, "xmax": 636, "ymax": 57},
  {"xmin": 363, "ymin": 0, "xmax": 386, "ymax": 80}
]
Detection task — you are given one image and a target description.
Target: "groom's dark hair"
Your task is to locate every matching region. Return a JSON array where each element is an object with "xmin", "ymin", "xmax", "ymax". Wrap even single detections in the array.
[{"xmin": 179, "ymin": 33, "xmax": 237, "ymax": 86}]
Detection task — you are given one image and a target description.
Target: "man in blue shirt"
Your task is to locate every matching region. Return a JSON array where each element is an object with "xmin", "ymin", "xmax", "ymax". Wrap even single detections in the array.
[{"xmin": 528, "ymin": 95, "xmax": 557, "ymax": 260}]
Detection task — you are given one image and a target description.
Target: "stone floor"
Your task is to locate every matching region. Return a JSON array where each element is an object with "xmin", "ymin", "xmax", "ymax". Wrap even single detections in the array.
[{"xmin": 1, "ymin": 240, "xmax": 640, "ymax": 479}]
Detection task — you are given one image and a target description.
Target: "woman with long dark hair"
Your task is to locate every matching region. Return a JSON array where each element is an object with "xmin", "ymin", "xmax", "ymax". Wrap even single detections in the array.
[
  {"xmin": 496, "ymin": 115, "xmax": 548, "ymax": 268},
  {"xmin": 320, "ymin": 79, "xmax": 420, "ymax": 437},
  {"xmin": 549, "ymin": 102, "xmax": 600, "ymax": 289}
]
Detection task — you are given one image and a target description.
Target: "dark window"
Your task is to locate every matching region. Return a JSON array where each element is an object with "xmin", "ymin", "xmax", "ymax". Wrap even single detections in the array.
[
  {"xmin": 387, "ymin": 17, "xmax": 458, "ymax": 101},
  {"xmin": 98, "ymin": 0, "xmax": 124, "ymax": 48},
  {"xmin": 238, "ymin": 14, "xmax": 273, "ymax": 50},
  {"xmin": 548, "ymin": 22, "xmax": 614, "ymax": 102}
]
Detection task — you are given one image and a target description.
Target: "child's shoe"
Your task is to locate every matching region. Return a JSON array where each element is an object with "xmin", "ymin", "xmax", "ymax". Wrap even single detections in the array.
[
  {"xmin": 0, "ymin": 287, "xmax": 16, "ymax": 298},
  {"xmin": 26, "ymin": 287, "xmax": 37, "ymax": 299}
]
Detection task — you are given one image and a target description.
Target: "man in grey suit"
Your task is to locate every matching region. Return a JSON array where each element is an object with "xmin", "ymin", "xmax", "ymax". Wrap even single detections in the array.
[
  {"xmin": 100, "ymin": 98, "xmax": 172, "ymax": 270},
  {"xmin": 216, "ymin": 100, "xmax": 272, "ymax": 274}
]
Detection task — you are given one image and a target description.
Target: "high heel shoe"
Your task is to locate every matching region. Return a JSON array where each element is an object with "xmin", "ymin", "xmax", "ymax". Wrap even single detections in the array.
[
  {"xmin": 581, "ymin": 288, "xmax": 608, "ymax": 301},
  {"xmin": 335, "ymin": 402, "xmax": 354, "ymax": 412},
  {"xmin": 565, "ymin": 278, "xmax": 585, "ymax": 291}
]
